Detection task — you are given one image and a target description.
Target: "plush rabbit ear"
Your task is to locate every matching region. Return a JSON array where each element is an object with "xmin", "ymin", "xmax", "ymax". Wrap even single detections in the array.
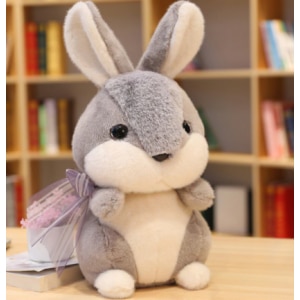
[
  {"xmin": 64, "ymin": 1, "xmax": 134, "ymax": 87},
  {"xmin": 137, "ymin": 1, "xmax": 204, "ymax": 78}
]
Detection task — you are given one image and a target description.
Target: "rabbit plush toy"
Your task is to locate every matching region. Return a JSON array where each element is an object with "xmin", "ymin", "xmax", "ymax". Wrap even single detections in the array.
[{"xmin": 64, "ymin": 0, "xmax": 214, "ymax": 298}]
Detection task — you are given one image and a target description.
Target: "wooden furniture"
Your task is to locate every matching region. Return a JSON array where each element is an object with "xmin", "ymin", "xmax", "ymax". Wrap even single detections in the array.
[
  {"xmin": 6, "ymin": 0, "xmax": 294, "ymax": 236},
  {"xmin": 6, "ymin": 227, "xmax": 294, "ymax": 299}
]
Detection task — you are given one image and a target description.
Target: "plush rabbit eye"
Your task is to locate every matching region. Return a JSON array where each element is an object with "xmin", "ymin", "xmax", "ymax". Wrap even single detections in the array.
[
  {"xmin": 182, "ymin": 120, "xmax": 191, "ymax": 134},
  {"xmin": 110, "ymin": 124, "xmax": 128, "ymax": 139}
]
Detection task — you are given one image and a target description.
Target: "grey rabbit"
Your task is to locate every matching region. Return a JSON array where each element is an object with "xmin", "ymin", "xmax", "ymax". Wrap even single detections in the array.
[{"xmin": 64, "ymin": 1, "xmax": 214, "ymax": 298}]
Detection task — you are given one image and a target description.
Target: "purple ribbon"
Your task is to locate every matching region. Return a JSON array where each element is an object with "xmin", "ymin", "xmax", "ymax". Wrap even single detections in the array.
[{"xmin": 26, "ymin": 169, "xmax": 95, "ymax": 275}]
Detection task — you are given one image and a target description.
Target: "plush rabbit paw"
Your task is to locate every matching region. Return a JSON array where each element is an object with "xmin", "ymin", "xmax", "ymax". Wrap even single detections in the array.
[
  {"xmin": 89, "ymin": 188, "xmax": 125, "ymax": 221},
  {"xmin": 177, "ymin": 178, "xmax": 214, "ymax": 211},
  {"xmin": 175, "ymin": 262, "xmax": 210, "ymax": 290},
  {"xmin": 94, "ymin": 270, "xmax": 135, "ymax": 299}
]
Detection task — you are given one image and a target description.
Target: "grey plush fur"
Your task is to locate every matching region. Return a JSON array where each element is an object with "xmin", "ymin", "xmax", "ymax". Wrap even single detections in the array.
[
  {"xmin": 137, "ymin": 2, "xmax": 182, "ymax": 73},
  {"xmin": 76, "ymin": 211, "xmax": 138, "ymax": 284},
  {"xmin": 105, "ymin": 71, "xmax": 184, "ymax": 157}
]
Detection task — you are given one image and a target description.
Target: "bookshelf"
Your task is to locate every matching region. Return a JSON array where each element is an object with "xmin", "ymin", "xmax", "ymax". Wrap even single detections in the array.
[{"xmin": 6, "ymin": 0, "xmax": 294, "ymax": 237}]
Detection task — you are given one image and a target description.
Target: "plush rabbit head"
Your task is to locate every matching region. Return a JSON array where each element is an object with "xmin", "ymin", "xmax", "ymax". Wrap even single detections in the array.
[{"xmin": 64, "ymin": 0, "xmax": 208, "ymax": 193}]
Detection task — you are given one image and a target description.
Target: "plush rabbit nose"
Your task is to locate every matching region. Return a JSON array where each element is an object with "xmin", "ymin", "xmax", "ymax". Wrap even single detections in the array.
[{"xmin": 152, "ymin": 153, "xmax": 170, "ymax": 162}]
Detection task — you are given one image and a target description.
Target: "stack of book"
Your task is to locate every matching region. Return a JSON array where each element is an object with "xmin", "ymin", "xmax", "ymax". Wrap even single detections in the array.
[
  {"xmin": 261, "ymin": 100, "xmax": 294, "ymax": 158},
  {"xmin": 25, "ymin": 21, "xmax": 65, "ymax": 75},
  {"xmin": 28, "ymin": 98, "xmax": 73, "ymax": 153},
  {"xmin": 260, "ymin": 19, "xmax": 294, "ymax": 70}
]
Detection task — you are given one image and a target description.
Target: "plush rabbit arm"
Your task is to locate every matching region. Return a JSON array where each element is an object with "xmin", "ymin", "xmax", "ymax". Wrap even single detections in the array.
[
  {"xmin": 64, "ymin": 1, "xmax": 133, "ymax": 87},
  {"xmin": 137, "ymin": 0, "xmax": 204, "ymax": 78},
  {"xmin": 89, "ymin": 187, "xmax": 125, "ymax": 221},
  {"xmin": 177, "ymin": 178, "xmax": 214, "ymax": 211}
]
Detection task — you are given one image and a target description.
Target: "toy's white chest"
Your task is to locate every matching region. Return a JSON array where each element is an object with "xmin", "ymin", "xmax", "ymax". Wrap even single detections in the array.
[{"xmin": 103, "ymin": 190, "xmax": 192, "ymax": 285}]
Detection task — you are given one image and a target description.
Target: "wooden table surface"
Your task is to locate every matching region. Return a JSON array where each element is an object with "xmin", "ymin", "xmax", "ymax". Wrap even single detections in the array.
[{"xmin": 6, "ymin": 227, "xmax": 294, "ymax": 300}]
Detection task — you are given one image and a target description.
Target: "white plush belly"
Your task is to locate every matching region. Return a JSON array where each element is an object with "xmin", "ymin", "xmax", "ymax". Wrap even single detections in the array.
[{"xmin": 104, "ymin": 191, "xmax": 191, "ymax": 285}]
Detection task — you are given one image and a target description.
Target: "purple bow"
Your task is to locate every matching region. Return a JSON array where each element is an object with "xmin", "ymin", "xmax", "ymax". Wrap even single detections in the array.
[{"xmin": 25, "ymin": 169, "xmax": 95, "ymax": 275}]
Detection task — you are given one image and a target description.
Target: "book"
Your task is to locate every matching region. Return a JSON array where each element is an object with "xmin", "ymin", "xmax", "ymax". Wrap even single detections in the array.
[
  {"xmin": 44, "ymin": 98, "xmax": 59, "ymax": 153},
  {"xmin": 263, "ymin": 182, "xmax": 294, "ymax": 238},
  {"xmin": 213, "ymin": 185, "xmax": 251, "ymax": 236},
  {"xmin": 6, "ymin": 175, "xmax": 24, "ymax": 227},
  {"xmin": 24, "ymin": 22, "xmax": 39, "ymax": 75},
  {"xmin": 28, "ymin": 99, "xmax": 40, "ymax": 151},
  {"xmin": 197, "ymin": 107, "xmax": 219, "ymax": 151},
  {"xmin": 272, "ymin": 20, "xmax": 293, "ymax": 70},
  {"xmin": 274, "ymin": 183, "xmax": 294, "ymax": 238},
  {"xmin": 6, "ymin": 264, "xmax": 83, "ymax": 292},
  {"xmin": 282, "ymin": 102, "xmax": 294, "ymax": 156},
  {"xmin": 46, "ymin": 21, "xmax": 65, "ymax": 75},
  {"xmin": 57, "ymin": 98, "xmax": 72, "ymax": 151},
  {"xmin": 260, "ymin": 21, "xmax": 276, "ymax": 69},
  {"xmin": 261, "ymin": 100, "xmax": 290, "ymax": 158},
  {"xmin": 38, "ymin": 101, "xmax": 47, "ymax": 151},
  {"xmin": 37, "ymin": 23, "xmax": 47, "ymax": 74}
]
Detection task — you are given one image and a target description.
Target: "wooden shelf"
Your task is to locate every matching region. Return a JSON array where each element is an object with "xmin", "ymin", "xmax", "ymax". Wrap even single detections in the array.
[
  {"xmin": 25, "ymin": 73, "xmax": 88, "ymax": 84},
  {"xmin": 6, "ymin": 152, "xmax": 21, "ymax": 161},
  {"xmin": 258, "ymin": 156, "xmax": 294, "ymax": 169},
  {"xmin": 209, "ymin": 152, "xmax": 255, "ymax": 165},
  {"xmin": 256, "ymin": 69, "xmax": 294, "ymax": 77},
  {"xmin": 27, "ymin": 151, "xmax": 73, "ymax": 160},
  {"xmin": 6, "ymin": 76, "xmax": 17, "ymax": 84},
  {"xmin": 177, "ymin": 69, "xmax": 252, "ymax": 80},
  {"xmin": 22, "ymin": 0, "xmax": 140, "ymax": 6}
]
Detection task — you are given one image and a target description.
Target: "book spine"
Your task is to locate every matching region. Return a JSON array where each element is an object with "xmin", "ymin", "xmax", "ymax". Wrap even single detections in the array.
[
  {"xmin": 25, "ymin": 22, "xmax": 39, "ymax": 75},
  {"xmin": 282, "ymin": 102, "xmax": 294, "ymax": 156},
  {"xmin": 261, "ymin": 101, "xmax": 279, "ymax": 158},
  {"xmin": 14, "ymin": 176, "xmax": 24, "ymax": 226},
  {"xmin": 37, "ymin": 23, "xmax": 47, "ymax": 74},
  {"xmin": 260, "ymin": 21, "xmax": 275, "ymax": 69},
  {"xmin": 57, "ymin": 98, "xmax": 72, "ymax": 151},
  {"xmin": 46, "ymin": 21, "xmax": 65, "ymax": 75},
  {"xmin": 274, "ymin": 184, "xmax": 294, "ymax": 238},
  {"xmin": 265, "ymin": 20, "xmax": 283, "ymax": 69},
  {"xmin": 44, "ymin": 98, "xmax": 59, "ymax": 153},
  {"xmin": 272, "ymin": 20, "xmax": 293, "ymax": 70},
  {"xmin": 28, "ymin": 99, "xmax": 40, "ymax": 151},
  {"xmin": 272, "ymin": 102, "xmax": 289, "ymax": 158},
  {"xmin": 38, "ymin": 101, "xmax": 47, "ymax": 151},
  {"xmin": 264, "ymin": 183, "xmax": 276, "ymax": 237}
]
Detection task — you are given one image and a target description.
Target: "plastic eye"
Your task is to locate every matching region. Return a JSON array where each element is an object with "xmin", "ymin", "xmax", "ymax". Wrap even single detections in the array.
[
  {"xmin": 110, "ymin": 124, "xmax": 128, "ymax": 139},
  {"xmin": 182, "ymin": 120, "xmax": 191, "ymax": 134}
]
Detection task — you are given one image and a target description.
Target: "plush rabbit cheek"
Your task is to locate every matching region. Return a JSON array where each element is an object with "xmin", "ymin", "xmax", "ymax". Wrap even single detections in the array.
[{"xmin": 84, "ymin": 133, "xmax": 208, "ymax": 193}]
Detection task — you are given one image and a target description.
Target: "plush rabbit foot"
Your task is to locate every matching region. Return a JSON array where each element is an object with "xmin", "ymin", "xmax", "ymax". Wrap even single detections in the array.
[
  {"xmin": 175, "ymin": 262, "xmax": 210, "ymax": 290},
  {"xmin": 94, "ymin": 270, "xmax": 135, "ymax": 299}
]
